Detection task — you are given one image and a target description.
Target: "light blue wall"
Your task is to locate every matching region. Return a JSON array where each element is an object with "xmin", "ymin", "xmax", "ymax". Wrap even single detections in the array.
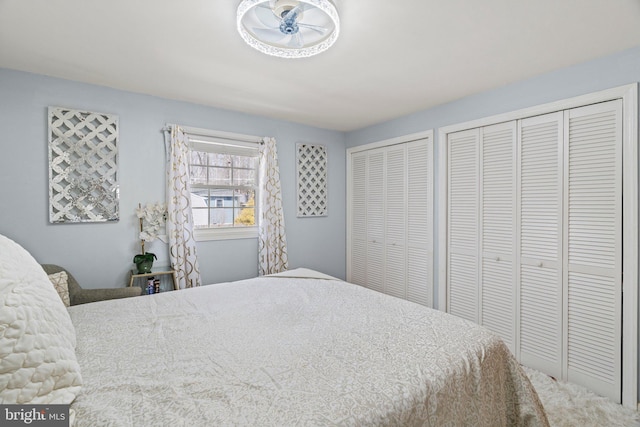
[
  {"xmin": 347, "ymin": 45, "xmax": 640, "ymax": 149},
  {"xmin": 346, "ymin": 44, "xmax": 640, "ymax": 401},
  {"xmin": 0, "ymin": 68, "xmax": 346, "ymax": 288}
]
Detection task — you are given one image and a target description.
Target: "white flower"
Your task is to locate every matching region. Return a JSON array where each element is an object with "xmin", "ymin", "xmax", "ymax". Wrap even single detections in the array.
[
  {"xmin": 136, "ymin": 202, "xmax": 167, "ymax": 242},
  {"xmin": 139, "ymin": 231, "xmax": 153, "ymax": 242}
]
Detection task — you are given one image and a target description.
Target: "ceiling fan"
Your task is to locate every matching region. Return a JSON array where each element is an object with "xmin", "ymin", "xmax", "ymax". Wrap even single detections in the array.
[{"xmin": 237, "ymin": 0, "xmax": 340, "ymax": 59}]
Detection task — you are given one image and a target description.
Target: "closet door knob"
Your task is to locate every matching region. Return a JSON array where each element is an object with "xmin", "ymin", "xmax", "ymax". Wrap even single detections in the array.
[{"xmin": 538, "ymin": 261, "xmax": 543, "ymax": 268}]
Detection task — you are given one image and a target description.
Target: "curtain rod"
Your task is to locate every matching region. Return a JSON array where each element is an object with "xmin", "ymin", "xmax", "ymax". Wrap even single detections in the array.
[{"xmin": 164, "ymin": 123, "xmax": 263, "ymax": 144}]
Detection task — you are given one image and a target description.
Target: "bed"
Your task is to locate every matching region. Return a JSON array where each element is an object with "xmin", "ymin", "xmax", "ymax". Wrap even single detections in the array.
[{"xmin": 0, "ymin": 234, "xmax": 548, "ymax": 426}]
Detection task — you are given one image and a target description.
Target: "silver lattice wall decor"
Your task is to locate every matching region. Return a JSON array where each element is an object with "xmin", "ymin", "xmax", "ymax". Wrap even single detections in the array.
[
  {"xmin": 296, "ymin": 143, "xmax": 327, "ymax": 217},
  {"xmin": 48, "ymin": 106, "xmax": 119, "ymax": 223}
]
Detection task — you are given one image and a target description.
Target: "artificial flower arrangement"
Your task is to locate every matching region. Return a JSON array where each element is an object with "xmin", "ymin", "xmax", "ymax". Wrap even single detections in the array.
[{"xmin": 133, "ymin": 202, "xmax": 167, "ymax": 273}]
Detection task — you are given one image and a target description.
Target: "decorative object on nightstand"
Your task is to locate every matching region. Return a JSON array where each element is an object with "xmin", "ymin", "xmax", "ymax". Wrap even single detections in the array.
[
  {"xmin": 133, "ymin": 202, "xmax": 167, "ymax": 273},
  {"xmin": 128, "ymin": 266, "xmax": 178, "ymax": 293},
  {"xmin": 133, "ymin": 252, "xmax": 156, "ymax": 274}
]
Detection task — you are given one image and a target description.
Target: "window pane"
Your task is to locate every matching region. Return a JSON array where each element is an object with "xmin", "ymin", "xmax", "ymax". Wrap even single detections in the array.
[
  {"xmin": 234, "ymin": 168, "xmax": 256, "ymax": 186},
  {"xmin": 207, "ymin": 188, "xmax": 233, "ymax": 226},
  {"xmin": 189, "ymin": 144, "xmax": 258, "ymax": 232},
  {"xmin": 234, "ymin": 155, "xmax": 257, "ymax": 169},
  {"xmin": 190, "ymin": 166, "xmax": 208, "ymax": 185},
  {"xmin": 210, "ymin": 188, "xmax": 234, "ymax": 200},
  {"xmin": 190, "ymin": 189, "xmax": 210, "ymax": 203},
  {"xmin": 234, "ymin": 189, "xmax": 256, "ymax": 226},
  {"xmin": 191, "ymin": 190, "xmax": 209, "ymax": 228},
  {"xmin": 208, "ymin": 153, "xmax": 232, "ymax": 167},
  {"xmin": 208, "ymin": 166, "xmax": 231, "ymax": 186},
  {"xmin": 192, "ymin": 208, "xmax": 209, "ymax": 228},
  {"xmin": 210, "ymin": 208, "xmax": 232, "ymax": 226},
  {"xmin": 191, "ymin": 151, "xmax": 207, "ymax": 166}
]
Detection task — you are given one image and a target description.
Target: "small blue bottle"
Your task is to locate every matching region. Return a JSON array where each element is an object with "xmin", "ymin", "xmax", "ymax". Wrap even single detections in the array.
[{"xmin": 146, "ymin": 278, "xmax": 155, "ymax": 294}]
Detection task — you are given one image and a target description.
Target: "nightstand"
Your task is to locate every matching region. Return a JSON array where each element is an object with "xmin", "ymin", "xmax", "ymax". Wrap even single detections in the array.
[{"xmin": 128, "ymin": 266, "xmax": 178, "ymax": 292}]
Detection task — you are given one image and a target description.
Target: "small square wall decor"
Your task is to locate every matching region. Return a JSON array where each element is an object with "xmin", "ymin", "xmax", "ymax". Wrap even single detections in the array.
[
  {"xmin": 48, "ymin": 106, "xmax": 119, "ymax": 223},
  {"xmin": 296, "ymin": 143, "xmax": 327, "ymax": 217}
]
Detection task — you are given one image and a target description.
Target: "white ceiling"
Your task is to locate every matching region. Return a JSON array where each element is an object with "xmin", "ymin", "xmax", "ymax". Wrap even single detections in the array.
[{"xmin": 1, "ymin": 0, "xmax": 639, "ymax": 132}]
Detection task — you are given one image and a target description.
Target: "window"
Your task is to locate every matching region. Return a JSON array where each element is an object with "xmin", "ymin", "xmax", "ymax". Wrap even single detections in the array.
[{"xmin": 186, "ymin": 130, "xmax": 261, "ymax": 241}]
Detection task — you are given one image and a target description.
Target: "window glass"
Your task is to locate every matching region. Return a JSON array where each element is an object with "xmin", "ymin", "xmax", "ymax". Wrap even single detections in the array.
[{"xmin": 189, "ymin": 145, "xmax": 259, "ymax": 232}]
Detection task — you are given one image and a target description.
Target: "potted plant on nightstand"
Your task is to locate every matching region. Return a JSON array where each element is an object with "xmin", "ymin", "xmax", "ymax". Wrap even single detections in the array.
[{"xmin": 133, "ymin": 202, "xmax": 167, "ymax": 274}]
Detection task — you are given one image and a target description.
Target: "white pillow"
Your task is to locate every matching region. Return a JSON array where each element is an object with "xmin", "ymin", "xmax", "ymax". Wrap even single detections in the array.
[
  {"xmin": 48, "ymin": 271, "xmax": 71, "ymax": 307},
  {"xmin": 0, "ymin": 234, "xmax": 82, "ymax": 404}
]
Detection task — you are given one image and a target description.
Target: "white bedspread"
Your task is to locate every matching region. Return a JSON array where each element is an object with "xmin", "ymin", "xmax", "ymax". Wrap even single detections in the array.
[{"xmin": 68, "ymin": 271, "xmax": 548, "ymax": 426}]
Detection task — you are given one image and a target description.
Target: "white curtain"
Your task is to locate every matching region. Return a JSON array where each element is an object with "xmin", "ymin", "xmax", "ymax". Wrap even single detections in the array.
[
  {"xmin": 166, "ymin": 126, "xmax": 202, "ymax": 288},
  {"xmin": 258, "ymin": 137, "xmax": 289, "ymax": 275}
]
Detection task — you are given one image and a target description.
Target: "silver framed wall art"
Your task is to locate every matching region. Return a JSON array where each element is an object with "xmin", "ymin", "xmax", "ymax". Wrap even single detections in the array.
[
  {"xmin": 48, "ymin": 106, "xmax": 119, "ymax": 223},
  {"xmin": 296, "ymin": 143, "xmax": 327, "ymax": 217}
]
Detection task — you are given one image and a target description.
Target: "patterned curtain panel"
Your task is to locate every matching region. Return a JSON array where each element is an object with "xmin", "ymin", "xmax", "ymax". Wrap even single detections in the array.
[
  {"xmin": 258, "ymin": 137, "xmax": 289, "ymax": 275},
  {"xmin": 166, "ymin": 126, "xmax": 202, "ymax": 288}
]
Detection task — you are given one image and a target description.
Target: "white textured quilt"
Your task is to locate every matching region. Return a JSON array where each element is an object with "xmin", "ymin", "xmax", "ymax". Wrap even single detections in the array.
[{"xmin": 68, "ymin": 271, "xmax": 548, "ymax": 426}]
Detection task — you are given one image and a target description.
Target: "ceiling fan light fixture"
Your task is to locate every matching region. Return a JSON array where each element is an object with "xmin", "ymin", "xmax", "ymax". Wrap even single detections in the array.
[{"xmin": 237, "ymin": 0, "xmax": 340, "ymax": 59}]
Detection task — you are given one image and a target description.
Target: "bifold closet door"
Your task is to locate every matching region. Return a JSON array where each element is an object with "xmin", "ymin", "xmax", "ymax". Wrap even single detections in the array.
[
  {"xmin": 385, "ymin": 141, "xmax": 432, "ymax": 304},
  {"xmin": 406, "ymin": 140, "xmax": 432, "ymax": 306},
  {"xmin": 349, "ymin": 151, "xmax": 384, "ymax": 292},
  {"xmin": 518, "ymin": 112, "xmax": 564, "ymax": 379},
  {"xmin": 480, "ymin": 122, "xmax": 517, "ymax": 352},
  {"xmin": 348, "ymin": 138, "xmax": 433, "ymax": 307},
  {"xmin": 349, "ymin": 153, "xmax": 368, "ymax": 287},
  {"xmin": 365, "ymin": 151, "xmax": 385, "ymax": 294},
  {"xmin": 384, "ymin": 145, "xmax": 407, "ymax": 299},
  {"xmin": 445, "ymin": 100, "xmax": 624, "ymax": 402},
  {"xmin": 447, "ymin": 123, "xmax": 517, "ymax": 350},
  {"xmin": 564, "ymin": 100, "xmax": 622, "ymax": 401},
  {"xmin": 349, "ymin": 148, "xmax": 391, "ymax": 295},
  {"xmin": 447, "ymin": 129, "xmax": 479, "ymax": 322}
]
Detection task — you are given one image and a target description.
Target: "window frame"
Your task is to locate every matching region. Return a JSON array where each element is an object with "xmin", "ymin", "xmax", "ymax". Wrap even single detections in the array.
[{"xmin": 178, "ymin": 126, "xmax": 262, "ymax": 242}]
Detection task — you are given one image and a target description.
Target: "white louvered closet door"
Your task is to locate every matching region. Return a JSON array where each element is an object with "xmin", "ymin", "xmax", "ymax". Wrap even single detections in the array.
[
  {"xmin": 444, "ymin": 100, "xmax": 624, "ymax": 402},
  {"xmin": 348, "ymin": 137, "xmax": 433, "ymax": 307},
  {"xmin": 385, "ymin": 145, "xmax": 407, "ymax": 299},
  {"xmin": 518, "ymin": 112, "xmax": 564, "ymax": 379},
  {"xmin": 448, "ymin": 129, "xmax": 479, "ymax": 322},
  {"xmin": 407, "ymin": 140, "xmax": 432, "ymax": 306},
  {"xmin": 349, "ymin": 152, "xmax": 368, "ymax": 287},
  {"xmin": 564, "ymin": 100, "xmax": 622, "ymax": 401},
  {"xmin": 366, "ymin": 151, "xmax": 385, "ymax": 294},
  {"xmin": 480, "ymin": 122, "xmax": 517, "ymax": 352}
]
